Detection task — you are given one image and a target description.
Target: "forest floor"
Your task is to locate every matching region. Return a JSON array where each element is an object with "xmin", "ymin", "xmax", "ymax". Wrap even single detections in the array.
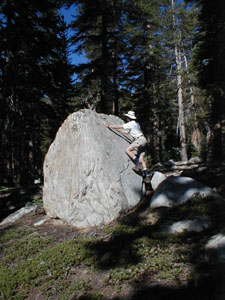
[{"xmin": 1, "ymin": 187, "xmax": 225, "ymax": 300}]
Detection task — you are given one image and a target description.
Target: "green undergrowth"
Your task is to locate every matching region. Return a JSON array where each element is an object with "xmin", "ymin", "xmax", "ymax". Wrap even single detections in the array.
[
  {"xmin": 0, "ymin": 186, "xmax": 9, "ymax": 192},
  {"xmin": 0, "ymin": 195, "xmax": 223, "ymax": 299},
  {"xmin": 0, "ymin": 227, "xmax": 99, "ymax": 299},
  {"xmin": 156, "ymin": 195, "xmax": 225, "ymax": 232}
]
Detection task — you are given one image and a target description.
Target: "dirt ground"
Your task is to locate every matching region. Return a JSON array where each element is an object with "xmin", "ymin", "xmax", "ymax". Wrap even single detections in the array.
[
  {"xmin": 1, "ymin": 201, "xmax": 222, "ymax": 300},
  {"xmin": 1, "ymin": 166, "xmax": 225, "ymax": 299}
]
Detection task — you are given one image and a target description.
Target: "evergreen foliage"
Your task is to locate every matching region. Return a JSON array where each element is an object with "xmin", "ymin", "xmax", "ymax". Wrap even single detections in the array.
[
  {"xmin": 0, "ymin": 0, "xmax": 74, "ymax": 185},
  {"xmin": 189, "ymin": 0, "xmax": 225, "ymax": 162},
  {"xmin": 68, "ymin": 0, "xmax": 199, "ymax": 161},
  {"xmin": 0, "ymin": 0, "xmax": 224, "ymax": 185}
]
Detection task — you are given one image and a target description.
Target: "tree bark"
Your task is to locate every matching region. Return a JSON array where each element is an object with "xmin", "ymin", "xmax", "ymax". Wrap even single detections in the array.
[
  {"xmin": 172, "ymin": 0, "xmax": 188, "ymax": 161},
  {"xmin": 100, "ymin": 0, "xmax": 108, "ymax": 113},
  {"xmin": 183, "ymin": 55, "xmax": 201, "ymax": 149},
  {"xmin": 190, "ymin": 86, "xmax": 201, "ymax": 149}
]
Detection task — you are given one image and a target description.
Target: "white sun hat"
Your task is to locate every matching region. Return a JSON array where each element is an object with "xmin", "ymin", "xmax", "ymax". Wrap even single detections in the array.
[{"xmin": 124, "ymin": 111, "xmax": 136, "ymax": 120}]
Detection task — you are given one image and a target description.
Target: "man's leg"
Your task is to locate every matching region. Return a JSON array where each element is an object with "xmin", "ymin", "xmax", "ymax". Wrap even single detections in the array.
[
  {"xmin": 139, "ymin": 155, "xmax": 147, "ymax": 169},
  {"xmin": 126, "ymin": 145, "xmax": 138, "ymax": 161},
  {"xmin": 139, "ymin": 154, "xmax": 151, "ymax": 182},
  {"xmin": 126, "ymin": 145, "xmax": 144, "ymax": 170}
]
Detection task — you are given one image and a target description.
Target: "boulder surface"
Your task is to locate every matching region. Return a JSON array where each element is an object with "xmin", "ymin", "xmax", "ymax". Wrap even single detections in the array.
[
  {"xmin": 160, "ymin": 217, "xmax": 211, "ymax": 234},
  {"xmin": 151, "ymin": 171, "xmax": 167, "ymax": 190},
  {"xmin": 150, "ymin": 175, "xmax": 222, "ymax": 209},
  {"xmin": 43, "ymin": 109, "xmax": 142, "ymax": 227},
  {"xmin": 205, "ymin": 234, "xmax": 225, "ymax": 263}
]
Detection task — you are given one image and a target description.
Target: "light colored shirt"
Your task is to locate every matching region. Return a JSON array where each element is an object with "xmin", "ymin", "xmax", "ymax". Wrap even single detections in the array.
[{"xmin": 122, "ymin": 121, "xmax": 143, "ymax": 139}]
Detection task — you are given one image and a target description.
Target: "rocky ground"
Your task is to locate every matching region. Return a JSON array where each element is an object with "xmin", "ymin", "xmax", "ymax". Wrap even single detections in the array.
[
  {"xmin": 0, "ymin": 197, "xmax": 224, "ymax": 300},
  {"xmin": 1, "ymin": 162, "xmax": 225, "ymax": 300}
]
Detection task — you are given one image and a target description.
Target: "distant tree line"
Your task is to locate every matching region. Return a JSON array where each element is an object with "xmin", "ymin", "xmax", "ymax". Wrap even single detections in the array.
[{"xmin": 0, "ymin": 0, "xmax": 224, "ymax": 186}]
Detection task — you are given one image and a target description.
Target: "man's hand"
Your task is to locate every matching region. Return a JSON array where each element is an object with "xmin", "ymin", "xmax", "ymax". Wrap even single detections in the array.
[{"xmin": 102, "ymin": 121, "xmax": 109, "ymax": 128}]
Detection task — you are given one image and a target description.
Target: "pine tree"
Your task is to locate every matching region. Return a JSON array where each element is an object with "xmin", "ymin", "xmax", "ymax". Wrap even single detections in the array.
[
  {"xmin": 158, "ymin": 0, "xmax": 202, "ymax": 161},
  {"xmin": 69, "ymin": 0, "xmax": 128, "ymax": 114},
  {"xmin": 0, "ymin": 0, "xmax": 74, "ymax": 185},
  {"xmin": 190, "ymin": 0, "xmax": 225, "ymax": 162},
  {"xmin": 121, "ymin": 0, "xmax": 170, "ymax": 161},
  {"xmin": 67, "ymin": 0, "xmax": 201, "ymax": 162}
]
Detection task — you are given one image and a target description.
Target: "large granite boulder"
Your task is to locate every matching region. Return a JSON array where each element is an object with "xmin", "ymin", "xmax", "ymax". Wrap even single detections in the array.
[{"xmin": 43, "ymin": 109, "xmax": 142, "ymax": 228}]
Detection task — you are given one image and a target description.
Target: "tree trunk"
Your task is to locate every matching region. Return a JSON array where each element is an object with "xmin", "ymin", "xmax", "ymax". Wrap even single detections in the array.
[
  {"xmin": 112, "ymin": 52, "xmax": 119, "ymax": 115},
  {"xmin": 190, "ymin": 86, "xmax": 201, "ymax": 149},
  {"xmin": 211, "ymin": 98, "xmax": 223, "ymax": 163},
  {"xmin": 176, "ymin": 52, "xmax": 188, "ymax": 161},
  {"xmin": 172, "ymin": 0, "xmax": 188, "ymax": 161},
  {"xmin": 183, "ymin": 55, "xmax": 201, "ymax": 149},
  {"xmin": 100, "ymin": 0, "xmax": 108, "ymax": 113}
]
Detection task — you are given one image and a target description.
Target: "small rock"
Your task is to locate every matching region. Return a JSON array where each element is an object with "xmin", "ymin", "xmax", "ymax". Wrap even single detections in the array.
[
  {"xmin": 205, "ymin": 234, "xmax": 225, "ymax": 263},
  {"xmin": 188, "ymin": 157, "xmax": 202, "ymax": 164},
  {"xmin": 0, "ymin": 205, "xmax": 37, "ymax": 226},
  {"xmin": 164, "ymin": 159, "xmax": 176, "ymax": 166},
  {"xmin": 34, "ymin": 218, "xmax": 48, "ymax": 226},
  {"xmin": 151, "ymin": 171, "xmax": 167, "ymax": 190},
  {"xmin": 161, "ymin": 217, "xmax": 211, "ymax": 234}
]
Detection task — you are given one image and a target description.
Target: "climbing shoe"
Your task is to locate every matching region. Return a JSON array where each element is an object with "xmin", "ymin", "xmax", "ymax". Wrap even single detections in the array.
[
  {"xmin": 143, "ymin": 174, "xmax": 151, "ymax": 184},
  {"xmin": 144, "ymin": 176, "xmax": 153, "ymax": 195}
]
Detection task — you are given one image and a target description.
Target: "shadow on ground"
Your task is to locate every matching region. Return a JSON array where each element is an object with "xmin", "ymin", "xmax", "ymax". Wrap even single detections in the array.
[
  {"xmin": 84, "ymin": 194, "xmax": 225, "ymax": 300},
  {"xmin": 0, "ymin": 185, "xmax": 41, "ymax": 222}
]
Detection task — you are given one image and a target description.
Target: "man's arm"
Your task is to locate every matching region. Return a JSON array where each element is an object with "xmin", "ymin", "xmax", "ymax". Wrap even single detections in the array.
[{"xmin": 102, "ymin": 121, "xmax": 130, "ymax": 134}]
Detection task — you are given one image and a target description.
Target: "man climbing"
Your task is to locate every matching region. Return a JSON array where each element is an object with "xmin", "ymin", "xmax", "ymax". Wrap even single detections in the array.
[{"xmin": 103, "ymin": 111, "xmax": 151, "ymax": 184}]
